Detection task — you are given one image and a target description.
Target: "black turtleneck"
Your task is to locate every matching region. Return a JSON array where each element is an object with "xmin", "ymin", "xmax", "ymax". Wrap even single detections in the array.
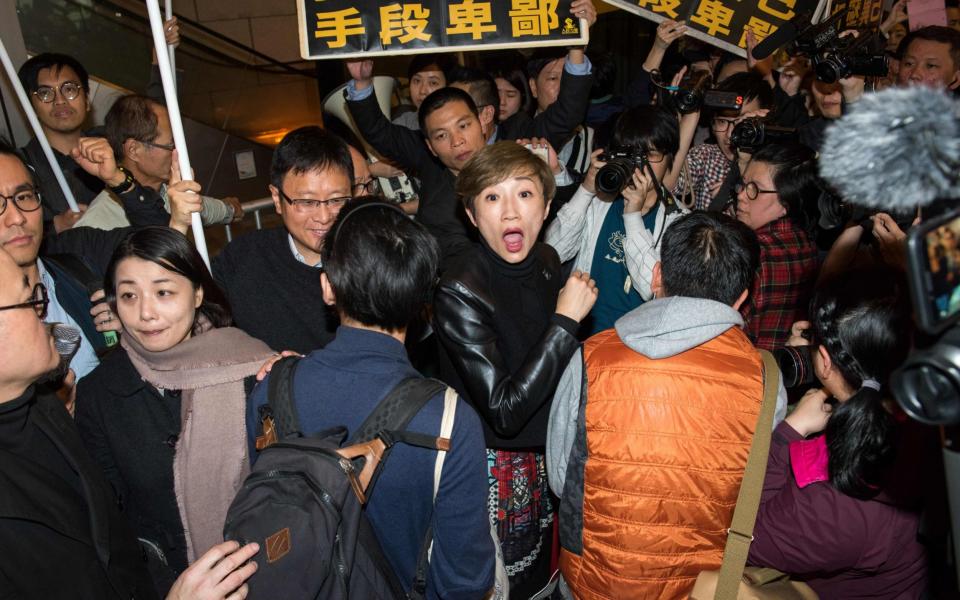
[
  {"xmin": 0, "ymin": 386, "xmax": 84, "ymax": 499},
  {"xmin": 434, "ymin": 241, "xmax": 579, "ymax": 449},
  {"xmin": 480, "ymin": 241, "xmax": 570, "ymax": 377}
]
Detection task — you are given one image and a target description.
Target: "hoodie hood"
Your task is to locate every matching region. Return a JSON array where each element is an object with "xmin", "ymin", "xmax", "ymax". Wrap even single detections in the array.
[{"xmin": 614, "ymin": 296, "xmax": 745, "ymax": 359}]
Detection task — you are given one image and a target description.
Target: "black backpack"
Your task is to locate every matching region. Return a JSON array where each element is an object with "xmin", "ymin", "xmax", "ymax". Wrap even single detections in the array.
[{"xmin": 223, "ymin": 357, "xmax": 450, "ymax": 599}]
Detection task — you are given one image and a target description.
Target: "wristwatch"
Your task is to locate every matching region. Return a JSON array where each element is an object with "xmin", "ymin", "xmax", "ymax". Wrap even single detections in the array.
[{"xmin": 109, "ymin": 166, "xmax": 136, "ymax": 195}]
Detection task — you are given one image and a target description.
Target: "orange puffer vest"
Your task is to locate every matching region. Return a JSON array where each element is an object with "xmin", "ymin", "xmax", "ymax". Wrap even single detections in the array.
[{"xmin": 559, "ymin": 327, "xmax": 763, "ymax": 600}]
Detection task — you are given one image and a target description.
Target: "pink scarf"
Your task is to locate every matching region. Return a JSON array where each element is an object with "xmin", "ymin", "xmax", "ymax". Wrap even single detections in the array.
[{"xmin": 122, "ymin": 319, "xmax": 274, "ymax": 562}]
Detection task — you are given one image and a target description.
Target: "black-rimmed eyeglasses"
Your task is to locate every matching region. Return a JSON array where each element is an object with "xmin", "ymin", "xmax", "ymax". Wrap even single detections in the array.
[
  {"xmin": 0, "ymin": 283, "xmax": 49, "ymax": 320},
  {"xmin": 354, "ymin": 177, "xmax": 381, "ymax": 197},
  {"xmin": 0, "ymin": 188, "xmax": 42, "ymax": 216},
  {"xmin": 735, "ymin": 180, "xmax": 777, "ymax": 201},
  {"xmin": 141, "ymin": 140, "xmax": 175, "ymax": 152}
]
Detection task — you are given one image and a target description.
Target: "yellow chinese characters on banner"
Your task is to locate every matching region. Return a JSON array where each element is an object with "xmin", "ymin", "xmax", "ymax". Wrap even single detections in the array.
[
  {"xmin": 637, "ymin": 0, "xmax": 682, "ymax": 19},
  {"xmin": 314, "ymin": 7, "xmax": 364, "ymax": 49},
  {"xmin": 380, "ymin": 4, "xmax": 432, "ymax": 46},
  {"xmin": 510, "ymin": 0, "xmax": 561, "ymax": 37},
  {"xmin": 832, "ymin": 0, "xmax": 883, "ymax": 28},
  {"xmin": 690, "ymin": 0, "xmax": 735, "ymax": 36},
  {"xmin": 447, "ymin": 0, "xmax": 498, "ymax": 39},
  {"xmin": 300, "ymin": 0, "xmax": 588, "ymax": 59},
  {"xmin": 598, "ymin": 0, "xmax": 821, "ymax": 58}
]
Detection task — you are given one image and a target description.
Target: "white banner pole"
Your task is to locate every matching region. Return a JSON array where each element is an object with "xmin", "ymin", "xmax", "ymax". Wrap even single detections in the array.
[
  {"xmin": 0, "ymin": 36, "xmax": 80, "ymax": 213},
  {"xmin": 165, "ymin": 0, "xmax": 176, "ymax": 89},
  {"xmin": 146, "ymin": 0, "xmax": 209, "ymax": 268}
]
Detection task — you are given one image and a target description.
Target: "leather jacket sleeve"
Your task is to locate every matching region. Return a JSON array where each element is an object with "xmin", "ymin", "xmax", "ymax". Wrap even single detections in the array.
[{"xmin": 433, "ymin": 271, "xmax": 580, "ymax": 438}]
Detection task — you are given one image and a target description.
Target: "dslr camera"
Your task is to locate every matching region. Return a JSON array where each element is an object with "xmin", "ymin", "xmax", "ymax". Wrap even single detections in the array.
[
  {"xmin": 596, "ymin": 146, "xmax": 649, "ymax": 195},
  {"xmin": 729, "ymin": 118, "xmax": 798, "ymax": 152}
]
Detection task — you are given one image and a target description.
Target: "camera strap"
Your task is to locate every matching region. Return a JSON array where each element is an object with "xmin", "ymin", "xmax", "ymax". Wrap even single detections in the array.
[{"xmin": 708, "ymin": 159, "xmax": 741, "ymax": 214}]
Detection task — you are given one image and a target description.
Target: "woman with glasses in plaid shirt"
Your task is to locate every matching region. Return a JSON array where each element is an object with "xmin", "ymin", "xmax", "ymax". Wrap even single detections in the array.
[{"xmin": 735, "ymin": 142, "xmax": 820, "ymax": 350}]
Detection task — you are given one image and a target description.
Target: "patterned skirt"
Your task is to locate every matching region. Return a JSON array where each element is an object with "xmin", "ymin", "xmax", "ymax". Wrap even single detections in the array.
[{"xmin": 487, "ymin": 448, "xmax": 555, "ymax": 598}]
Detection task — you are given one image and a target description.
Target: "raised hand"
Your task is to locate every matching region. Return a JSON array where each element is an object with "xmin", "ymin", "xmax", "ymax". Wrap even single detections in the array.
[
  {"xmin": 71, "ymin": 137, "xmax": 124, "ymax": 187},
  {"xmin": 556, "ymin": 270, "xmax": 599, "ymax": 323}
]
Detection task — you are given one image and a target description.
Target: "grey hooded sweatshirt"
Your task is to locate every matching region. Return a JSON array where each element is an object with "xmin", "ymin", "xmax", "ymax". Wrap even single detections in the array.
[{"xmin": 547, "ymin": 296, "xmax": 787, "ymax": 497}]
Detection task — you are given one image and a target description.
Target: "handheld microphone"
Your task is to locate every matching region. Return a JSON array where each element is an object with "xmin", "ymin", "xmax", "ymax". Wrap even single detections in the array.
[
  {"xmin": 48, "ymin": 322, "xmax": 82, "ymax": 382},
  {"xmin": 819, "ymin": 87, "xmax": 960, "ymax": 211}
]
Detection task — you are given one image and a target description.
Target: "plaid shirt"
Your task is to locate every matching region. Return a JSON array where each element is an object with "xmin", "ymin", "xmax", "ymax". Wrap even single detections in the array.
[
  {"xmin": 674, "ymin": 143, "xmax": 733, "ymax": 211},
  {"xmin": 742, "ymin": 218, "xmax": 819, "ymax": 350}
]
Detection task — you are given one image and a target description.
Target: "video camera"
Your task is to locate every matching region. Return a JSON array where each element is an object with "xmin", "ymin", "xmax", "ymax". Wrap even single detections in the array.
[
  {"xmin": 670, "ymin": 70, "xmax": 744, "ymax": 114},
  {"xmin": 729, "ymin": 118, "xmax": 798, "ymax": 152},
  {"xmin": 789, "ymin": 10, "xmax": 888, "ymax": 84}
]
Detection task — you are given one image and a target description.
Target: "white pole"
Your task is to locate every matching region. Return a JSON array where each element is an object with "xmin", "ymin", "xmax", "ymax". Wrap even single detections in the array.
[
  {"xmin": 165, "ymin": 0, "xmax": 176, "ymax": 90},
  {"xmin": 0, "ymin": 36, "xmax": 80, "ymax": 213},
  {"xmin": 146, "ymin": 0, "xmax": 210, "ymax": 268}
]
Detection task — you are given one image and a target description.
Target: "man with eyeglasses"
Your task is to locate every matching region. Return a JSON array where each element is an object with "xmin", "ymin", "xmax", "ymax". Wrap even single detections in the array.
[
  {"xmin": 17, "ymin": 37, "xmax": 180, "ymax": 235},
  {"xmin": 17, "ymin": 53, "xmax": 100, "ymax": 233},
  {"xmin": 201, "ymin": 127, "xmax": 354, "ymax": 354},
  {"xmin": 0, "ymin": 138, "xmax": 195, "ymax": 382},
  {"xmin": 70, "ymin": 94, "xmax": 240, "ymax": 231}
]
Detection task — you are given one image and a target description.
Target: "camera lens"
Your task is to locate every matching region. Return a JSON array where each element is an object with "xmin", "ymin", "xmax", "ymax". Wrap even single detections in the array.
[
  {"xmin": 596, "ymin": 158, "xmax": 634, "ymax": 195},
  {"xmin": 772, "ymin": 345, "xmax": 817, "ymax": 388},
  {"xmin": 814, "ymin": 56, "xmax": 845, "ymax": 84}
]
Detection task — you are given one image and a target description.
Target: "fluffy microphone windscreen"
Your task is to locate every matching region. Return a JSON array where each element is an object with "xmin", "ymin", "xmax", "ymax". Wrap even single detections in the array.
[{"xmin": 819, "ymin": 87, "xmax": 960, "ymax": 211}]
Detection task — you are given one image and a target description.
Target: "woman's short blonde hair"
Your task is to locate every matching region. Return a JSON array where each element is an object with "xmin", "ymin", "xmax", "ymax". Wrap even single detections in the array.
[{"xmin": 455, "ymin": 142, "xmax": 555, "ymax": 214}]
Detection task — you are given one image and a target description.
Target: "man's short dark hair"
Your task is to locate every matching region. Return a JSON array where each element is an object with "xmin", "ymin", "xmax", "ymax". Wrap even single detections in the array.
[
  {"xmin": 18, "ymin": 53, "xmax": 90, "ymax": 94},
  {"xmin": 660, "ymin": 212, "xmax": 760, "ymax": 305},
  {"xmin": 322, "ymin": 198, "xmax": 439, "ymax": 330},
  {"xmin": 0, "ymin": 138, "xmax": 35, "ymax": 186},
  {"xmin": 526, "ymin": 47, "xmax": 567, "ymax": 79},
  {"xmin": 611, "ymin": 105, "xmax": 681, "ymax": 169},
  {"xmin": 417, "ymin": 87, "xmax": 479, "ymax": 133},
  {"xmin": 270, "ymin": 126, "xmax": 354, "ymax": 191},
  {"xmin": 448, "ymin": 66, "xmax": 500, "ymax": 123},
  {"xmin": 899, "ymin": 25, "xmax": 960, "ymax": 70},
  {"xmin": 105, "ymin": 95, "xmax": 161, "ymax": 162},
  {"xmin": 716, "ymin": 72, "xmax": 774, "ymax": 111}
]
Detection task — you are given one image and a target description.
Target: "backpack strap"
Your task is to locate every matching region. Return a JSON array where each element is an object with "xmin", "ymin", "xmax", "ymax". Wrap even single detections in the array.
[
  {"xmin": 256, "ymin": 356, "xmax": 302, "ymax": 450},
  {"xmin": 409, "ymin": 387, "xmax": 458, "ymax": 599},
  {"xmin": 350, "ymin": 377, "xmax": 448, "ymax": 444}
]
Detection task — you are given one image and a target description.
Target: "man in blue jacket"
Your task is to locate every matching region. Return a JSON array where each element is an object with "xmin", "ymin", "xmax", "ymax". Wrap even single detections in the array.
[{"xmin": 248, "ymin": 199, "xmax": 495, "ymax": 598}]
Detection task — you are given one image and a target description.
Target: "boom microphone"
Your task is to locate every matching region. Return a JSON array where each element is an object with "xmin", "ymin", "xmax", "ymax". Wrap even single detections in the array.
[
  {"xmin": 751, "ymin": 12, "xmax": 808, "ymax": 60},
  {"xmin": 819, "ymin": 87, "xmax": 960, "ymax": 211}
]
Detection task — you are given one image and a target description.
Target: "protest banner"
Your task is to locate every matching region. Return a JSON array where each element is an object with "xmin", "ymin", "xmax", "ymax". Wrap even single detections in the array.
[
  {"xmin": 298, "ymin": 0, "xmax": 588, "ymax": 60},
  {"xmin": 601, "ymin": 0, "xmax": 824, "ymax": 58}
]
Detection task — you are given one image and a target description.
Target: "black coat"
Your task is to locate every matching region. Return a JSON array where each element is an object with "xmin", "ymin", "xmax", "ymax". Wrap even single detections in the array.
[
  {"xmin": 0, "ymin": 386, "xmax": 158, "ymax": 599},
  {"xmin": 75, "ymin": 347, "xmax": 258, "ymax": 597},
  {"xmin": 433, "ymin": 243, "xmax": 580, "ymax": 449}
]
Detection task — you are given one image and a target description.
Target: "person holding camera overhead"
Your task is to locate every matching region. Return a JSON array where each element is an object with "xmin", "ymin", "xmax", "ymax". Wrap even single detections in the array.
[
  {"xmin": 735, "ymin": 142, "xmax": 820, "ymax": 350},
  {"xmin": 545, "ymin": 105, "xmax": 688, "ymax": 337},
  {"xmin": 747, "ymin": 269, "xmax": 927, "ymax": 599}
]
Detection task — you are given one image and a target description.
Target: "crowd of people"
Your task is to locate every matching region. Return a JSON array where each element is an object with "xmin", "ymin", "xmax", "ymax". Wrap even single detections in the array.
[{"xmin": 1, "ymin": 3, "xmax": 959, "ymax": 599}]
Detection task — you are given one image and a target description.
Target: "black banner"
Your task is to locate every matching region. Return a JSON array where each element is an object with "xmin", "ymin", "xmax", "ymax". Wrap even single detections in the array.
[
  {"xmin": 298, "ymin": 0, "xmax": 589, "ymax": 60},
  {"xmin": 602, "ymin": 0, "xmax": 824, "ymax": 57}
]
